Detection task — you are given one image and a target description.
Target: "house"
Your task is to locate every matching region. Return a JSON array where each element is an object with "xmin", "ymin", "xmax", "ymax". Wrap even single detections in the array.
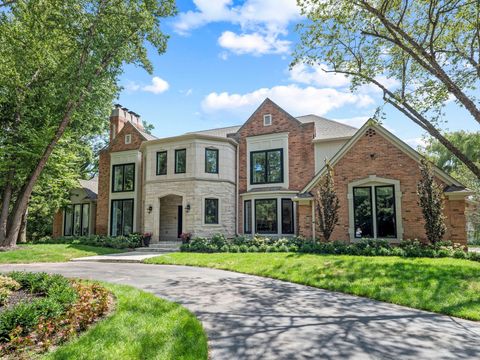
[{"xmin": 52, "ymin": 99, "xmax": 473, "ymax": 245}]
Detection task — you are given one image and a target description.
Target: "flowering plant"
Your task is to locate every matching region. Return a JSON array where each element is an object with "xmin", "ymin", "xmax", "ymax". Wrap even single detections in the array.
[{"xmin": 180, "ymin": 232, "xmax": 192, "ymax": 243}]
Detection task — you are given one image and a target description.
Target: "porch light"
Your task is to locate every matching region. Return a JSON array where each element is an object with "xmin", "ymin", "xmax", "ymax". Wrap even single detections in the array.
[
  {"xmin": 147, "ymin": 205, "xmax": 153, "ymax": 214},
  {"xmin": 186, "ymin": 204, "xmax": 191, "ymax": 213}
]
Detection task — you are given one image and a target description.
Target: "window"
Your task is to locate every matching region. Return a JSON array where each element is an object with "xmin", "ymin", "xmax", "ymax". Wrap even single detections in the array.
[
  {"xmin": 281, "ymin": 199, "xmax": 294, "ymax": 234},
  {"xmin": 64, "ymin": 203, "xmax": 90, "ymax": 236},
  {"xmin": 255, "ymin": 199, "xmax": 277, "ymax": 234},
  {"xmin": 353, "ymin": 185, "xmax": 396, "ymax": 239},
  {"xmin": 205, "ymin": 148, "xmax": 219, "ymax": 174},
  {"xmin": 205, "ymin": 198, "xmax": 219, "ymax": 224},
  {"xmin": 244, "ymin": 200, "xmax": 252, "ymax": 234},
  {"xmin": 175, "ymin": 149, "xmax": 186, "ymax": 174},
  {"xmin": 125, "ymin": 134, "xmax": 131, "ymax": 144},
  {"xmin": 156, "ymin": 151, "xmax": 167, "ymax": 175},
  {"xmin": 263, "ymin": 114, "xmax": 272, "ymax": 126},
  {"xmin": 111, "ymin": 199, "xmax": 134, "ymax": 236},
  {"xmin": 250, "ymin": 149, "xmax": 283, "ymax": 184},
  {"xmin": 112, "ymin": 163, "xmax": 135, "ymax": 192}
]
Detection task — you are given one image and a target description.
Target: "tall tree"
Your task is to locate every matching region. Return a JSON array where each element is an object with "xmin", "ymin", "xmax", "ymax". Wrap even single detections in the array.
[
  {"xmin": 293, "ymin": 0, "xmax": 480, "ymax": 179},
  {"xmin": 315, "ymin": 161, "xmax": 340, "ymax": 242},
  {"xmin": 417, "ymin": 158, "xmax": 447, "ymax": 244},
  {"xmin": 0, "ymin": 0, "xmax": 176, "ymax": 247}
]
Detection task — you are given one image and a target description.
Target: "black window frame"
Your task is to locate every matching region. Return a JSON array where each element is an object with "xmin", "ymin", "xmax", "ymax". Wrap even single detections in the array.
[
  {"xmin": 254, "ymin": 198, "xmax": 278, "ymax": 234},
  {"xmin": 156, "ymin": 151, "xmax": 168, "ymax": 175},
  {"xmin": 175, "ymin": 149, "xmax": 187, "ymax": 174},
  {"xmin": 110, "ymin": 199, "xmax": 134, "ymax": 237},
  {"xmin": 244, "ymin": 200, "xmax": 252, "ymax": 234},
  {"xmin": 250, "ymin": 148, "xmax": 284, "ymax": 185},
  {"xmin": 374, "ymin": 185, "xmax": 397, "ymax": 239},
  {"xmin": 281, "ymin": 198, "xmax": 295, "ymax": 235},
  {"xmin": 204, "ymin": 198, "xmax": 219, "ymax": 224},
  {"xmin": 112, "ymin": 163, "xmax": 135, "ymax": 193},
  {"xmin": 205, "ymin": 148, "xmax": 219, "ymax": 174},
  {"xmin": 63, "ymin": 203, "xmax": 90, "ymax": 236},
  {"xmin": 353, "ymin": 186, "xmax": 374, "ymax": 239}
]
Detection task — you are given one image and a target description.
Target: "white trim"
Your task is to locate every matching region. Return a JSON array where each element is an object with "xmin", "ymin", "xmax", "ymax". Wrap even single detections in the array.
[
  {"xmin": 125, "ymin": 134, "xmax": 132, "ymax": 144},
  {"xmin": 263, "ymin": 114, "xmax": 272, "ymax": 126},
  {"xmin": 348, "ymin": 175, "xmax": 403, "ymax": 243}
]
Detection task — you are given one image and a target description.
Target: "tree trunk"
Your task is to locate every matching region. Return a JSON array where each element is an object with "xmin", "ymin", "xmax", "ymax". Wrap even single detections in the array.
[
  {"xmin": 17, "ymin": 209, "xmax": 27, "ymax": 243},
  {"xmin": 0, "ymin": 175, "xmax": 13, "ymax": 245}
]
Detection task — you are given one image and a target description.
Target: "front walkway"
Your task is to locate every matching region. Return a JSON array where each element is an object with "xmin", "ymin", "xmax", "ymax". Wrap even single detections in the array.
[
  {"xmin": 0, "ymin": 262, "xmax": 478, "ymax": 359},
  {"xmin": 71, "ymin": 251, "xmax": 160, "ymax": 263}
]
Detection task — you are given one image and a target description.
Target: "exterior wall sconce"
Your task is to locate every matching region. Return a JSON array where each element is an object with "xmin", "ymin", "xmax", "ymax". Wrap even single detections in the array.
[
  {"xmin": 186, "ymin": 204, "xmax": 191, "ymax": 213},
  {"xmin": 147, "ymin": 205, "xmax": 153, "ymax": 214}
]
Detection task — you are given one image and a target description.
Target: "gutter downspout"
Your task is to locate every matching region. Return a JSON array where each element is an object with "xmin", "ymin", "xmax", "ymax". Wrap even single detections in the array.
[
  {"xmin": 235, "ymin": 143, "xmax": 239, "ymax": 236},
  {"xmin": 311, "ymin": 200, "xmax": 315, "ymax": 240}
]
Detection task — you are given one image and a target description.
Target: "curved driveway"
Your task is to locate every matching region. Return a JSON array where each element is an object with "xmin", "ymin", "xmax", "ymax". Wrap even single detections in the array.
[{"xmin": 0, "ymin": 262, "xmax": 479, "ymax": 359}]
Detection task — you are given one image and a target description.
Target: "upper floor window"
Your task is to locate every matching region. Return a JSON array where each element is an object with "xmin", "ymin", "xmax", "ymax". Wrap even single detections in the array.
[
  {"xmin": 175, "ymin": 149, "xmax": 186, "ymax": 174},
  {"xmin": 263, "ymin": 114, "xmax": 272, "ymax": 126},
  {"xmin": 205, "ymin": 198, "xmax": 219, "ymax": 224},
  {"xmin": 156, "ymin": 151, "xmax": 167, "ymax": 175},
  {"xmin": 250, "ymin": 149, "xmax": 283, "ymax": 184},
  {"xmin": 125, "ymin": 134, "xmax": 131, "ymax": 144},
  {"xmin": 205, "ymin": 148, "xmax": 219, "ymax": 174},
  {"xmin": 112, "ymin": 163, "xmax": 135, "ymax": 192}
]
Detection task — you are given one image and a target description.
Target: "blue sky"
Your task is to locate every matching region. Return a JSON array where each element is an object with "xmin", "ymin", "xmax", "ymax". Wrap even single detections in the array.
[{"xmin": 117, "ymin": 0, "xmax": 478, "ymax": 148}]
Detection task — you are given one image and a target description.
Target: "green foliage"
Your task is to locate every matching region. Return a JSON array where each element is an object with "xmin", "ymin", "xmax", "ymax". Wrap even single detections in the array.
[
  {"xmin": 33, "ymin": 233, "xmax": 143, "ymax": 249},
  {"xmin": 315, "ymin": 161, "xmax": 340, "ymax": 241},
  {"xmin": 417, "ymin": 158, "xmax": 447, "ymax": 244},
  {"xmin": 0, "ymin": 276, "xmax": 21, "ymax": 306}
]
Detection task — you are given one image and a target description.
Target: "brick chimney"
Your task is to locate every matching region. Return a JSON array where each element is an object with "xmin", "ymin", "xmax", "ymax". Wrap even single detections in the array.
[{"xmin": 110, "ymin": 104, "xmax": 144, "ymax": 142}]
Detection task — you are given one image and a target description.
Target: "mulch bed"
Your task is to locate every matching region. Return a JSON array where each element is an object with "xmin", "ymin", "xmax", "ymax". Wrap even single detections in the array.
[{"xmin": 0, "ymin": 290, "xmax": 43, "ymax": 314}]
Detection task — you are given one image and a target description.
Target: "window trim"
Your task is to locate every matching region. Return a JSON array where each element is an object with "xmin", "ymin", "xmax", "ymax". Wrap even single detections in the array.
[
  {"xmin": 175, "ymin": 149, "xmax": 187, "ymax": 174},
  {"xmin": 125, "ymin": 134, "xmax": 131, "ymax": 144},
  {"xmin": 353, "ymin": 186, "xmax": 374, "ymax": 239},
  {"xmin": 110, "ymin": 198, "xmax": 134, "ymax": 237},
  {"xmin": 156, "ymin": 151, "xmax": 168, "ymax": 175},
  {"xmin": 205, "ymin": 148, "xmax": 219, "ymax": 174},
  {"xmin": 281, "ymin": 198, "xmax": 295, "ymax": 235},
  {"xmin": 250, "ymin": 148, "xmax": 284, "ymax": 185},
  {"xmin": 111, "ymin": 163, "xmax": 136, "ymax": 193},
  {"xmin": 254, "ymin": 198, "xmax": 278, "ymax": 234},
  {"xmin": 204, "ymin": 198, "xmax": 219, "ymax": 224},
  {"xmin": 263, "ymin": 114, "xmax": 272, "ymax": 126},
  {"xmin": 64, "ymin": 203, "xmax": 90, "ymax": 236},
  {"xmin": 244, "ymin": 200, "xmax": 252, "ymax": 234},
  {"xmin": 374, "ymin": 185, "xmax": 397, "ymax": 239}
]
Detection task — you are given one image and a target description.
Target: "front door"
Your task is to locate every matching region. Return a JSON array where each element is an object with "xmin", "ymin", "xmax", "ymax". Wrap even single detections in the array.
[{"xmin": 177, "ymin": 205, "xmax": 183, "ymax": 238}]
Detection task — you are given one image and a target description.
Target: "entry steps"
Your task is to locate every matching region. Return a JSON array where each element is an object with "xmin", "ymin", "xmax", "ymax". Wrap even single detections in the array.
[{"xmin": 134, "ymin": 241, "xmax": 182, "ymax": 253}]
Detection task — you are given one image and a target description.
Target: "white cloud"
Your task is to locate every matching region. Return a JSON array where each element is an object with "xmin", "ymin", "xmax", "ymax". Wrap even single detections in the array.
[
  {"xmin": 290, "ymin": 63, "xmax": 351, "ymax": 88},
  {"xmin": 218, "ymin": 31, "xmax": 290, "ymax": 55},
  {"xmin": 202, "ymin": 85, "xmax": 374, "ymax": 116},
  {"xmin": 405, "ymin": 137, "xmax": 427, "ymax": 149},
  {"xmin": 124, "ymin": 80, "xmax": 140, "ymax": 92},
  {"xmin": 142, "ymin": 76, "xmax": 169, "ymax": 94},
  {"xmin": 333, "ymin": 116, "xmax": 371, "ymax": 128}
]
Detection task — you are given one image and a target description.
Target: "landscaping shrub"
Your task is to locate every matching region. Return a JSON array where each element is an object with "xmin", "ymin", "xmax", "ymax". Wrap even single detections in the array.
[
  {"xmin": 179, "ymin": 233, "xmax": 479, "ymax": 262},
  {"xmin": 0, "ymin": 276, "xmax": 20, "ymax": 306},
  {"xmin": 32, "ymin": 233, "xmax": 143, "ymax": 249},
  {"xmin": 0, "ymin": 273, "xmax": 110, "ymax": 357}
]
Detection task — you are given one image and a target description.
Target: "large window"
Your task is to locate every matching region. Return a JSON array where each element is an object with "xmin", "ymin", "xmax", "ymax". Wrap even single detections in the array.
[
  {"xmin": 156, "ymin": 151, "xmax": 167, "ymax": 175},
  {"xmin": 250, "ymin": 149, "xmax": 283, "ymax": 184},
  {"xmin": 244, "ymin": 200, "xmax": 252, "ymax": 234},
  {"xmin": 205, "ymin": 148, "xmax": 219, "ymax": 174},
  {"xmin": 112, "ymin": 163, "xmax": 135, "ymax": 192},
  {"xmin": 111, "ymin": 199, "xmax": 134, "ymax": 236},
  {"xmin": 353, "ymin": 185, "xmax": 396, "ymax": 239},
  {"xmin": 175, "ymin": 149, "xmax": 186, "ymax": 174},
  {"xmin": 255, "ymin": 199, "xmax": 277, "ymax": 234},
  {"xmin": 204, "ymin": 198, "xmax": 219, "ymax": 224},
  {"xmin": 64, "ymin": 203, "xmax": 90, "ymax": 236},
  {"xmin": 281, "ymin": 199, "xmax": 294, "ymax": 234}
]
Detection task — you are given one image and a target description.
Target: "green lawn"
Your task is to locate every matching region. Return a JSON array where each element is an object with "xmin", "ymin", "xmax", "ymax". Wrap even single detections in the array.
[
  {"xmin": 44, "ymin": 283, "xmax": 208, "ymax": 360},
  {"xmin": 0, "ymin": 244, "xmax": 125, "ymax": 263},
  {"xmin": 146, "ymin": 252, "xmax": 480, "ymax": 321}
]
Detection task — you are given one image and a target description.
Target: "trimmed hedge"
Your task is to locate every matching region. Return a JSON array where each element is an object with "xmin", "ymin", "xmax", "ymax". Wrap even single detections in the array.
[
  {"xmin": 32, "ymin": 233, "xmax": 143, "ymax": 249},
  {"xmin": 181, "ymin": 234, "xmax": 480, "ymax": 262}
]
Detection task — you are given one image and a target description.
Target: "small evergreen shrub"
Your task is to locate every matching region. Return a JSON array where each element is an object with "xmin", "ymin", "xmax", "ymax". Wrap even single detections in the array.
[{"xmin": 33, "ymin": 233, "xmax": 142, "ymax": 249}]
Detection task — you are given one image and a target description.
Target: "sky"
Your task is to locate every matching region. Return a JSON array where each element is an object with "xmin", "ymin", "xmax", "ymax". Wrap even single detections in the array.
[{"xmin": 117, "ymin": 0, "xmax": 479, "ymax": 149}]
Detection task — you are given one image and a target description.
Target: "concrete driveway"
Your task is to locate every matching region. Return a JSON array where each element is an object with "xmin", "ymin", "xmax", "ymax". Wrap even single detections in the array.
[{"xmin": 0, "ymin": 262, "xmax": 479, "ymax": 360}]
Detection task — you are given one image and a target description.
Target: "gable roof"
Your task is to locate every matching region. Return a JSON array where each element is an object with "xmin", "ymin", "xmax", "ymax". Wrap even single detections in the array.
[
  {"xmin": 78, "ymin": 177, "xmax": 98, "ymax": 200},
  {"xmin": 296, "ymin": 114, "xmax": 358, "ymax": 141},
  {"xmin": 302, "ymin": 120, "xmax": 464, "ymax": 193}
]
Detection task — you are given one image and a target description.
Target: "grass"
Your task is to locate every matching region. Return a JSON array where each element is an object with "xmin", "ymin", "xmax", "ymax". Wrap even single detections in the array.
[
  {"xmin": 44, "ymin": 283, "xmax": 208, "ymax": 360},
  {"xmin": 0, "ymin": 244, "xmax": 125, "ymax": 263},
  {"xmin": 146, "ymin": 252, "xmax": 480, "ymax": 321}
]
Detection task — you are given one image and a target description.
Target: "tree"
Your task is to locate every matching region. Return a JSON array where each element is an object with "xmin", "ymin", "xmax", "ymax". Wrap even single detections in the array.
[
  {"xmin": 417, "ymin": 158, "xmax": 447, "ymax": 244},
  {"xmin": 293, "ymin": 0, "xmax": 480, "ymax": 179},
  {"xmin": 315, "ymin": 161, "xmax": 340, "ymax": 241},
  {"xmin": 0, "ymin": 0, "xmax": 176, "ymax": 247}
]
